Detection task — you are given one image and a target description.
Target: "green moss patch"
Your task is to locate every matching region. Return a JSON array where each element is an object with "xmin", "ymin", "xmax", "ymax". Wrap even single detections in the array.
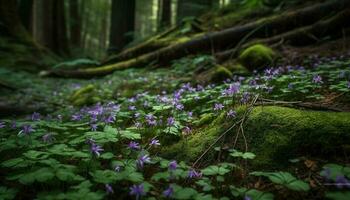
[
  {"xmin": 238, "ymin": 44, "xmax": 277, "ymax": 71},
  {"xmin": 162, "ymin": 106, "xmax": 350, "ymax": 168}
]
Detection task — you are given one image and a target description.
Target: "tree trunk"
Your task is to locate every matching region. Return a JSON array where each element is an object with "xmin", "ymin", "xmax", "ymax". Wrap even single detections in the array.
[
  {"xmin": 0, "ymin": 0, "xmax": 33, "ymax": 43},
  {"xmin": 177, "ymin": 0, "xmax": 212, "ymax": 23},
  {"xmin": 69, "ymin": 0, "xmax": 82, "ymax": 48},
  {"xmin": 108, "ymin": 0, "xmax": 136, "ymax": 54},
  {"xmin": 18, "ymin": 0, "xmax": 34, "ymax": 33},
  {"xmin": 32, "ymin": 0, "xmax": 69, "ymax": 56},
  {"xmin": 47, "ymin": 0, "xmax": 350, "ymax": 78},
  {"xmin": 159, "ymin": 0, "xmax": 172, "ymax": 29}
]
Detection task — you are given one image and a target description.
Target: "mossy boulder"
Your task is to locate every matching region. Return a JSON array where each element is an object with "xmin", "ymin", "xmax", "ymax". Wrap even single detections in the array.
[
  {"xmin": 210, "ymin": 66, "xmax": 233, "ymax": 82},
  {"xmin": 69, "ymin": 84, "xmax": 101, "ymax": 106},
  {"xmin": 238, "ymin": 44, "xmax": 277, "ymax": 71},
  {"xmin": 224, "ymin": 62, "xmax": 250, "ymax": 75},
  {"xmin": 162, "ymin": 106, "xmax": 350, "ymax": 168}
]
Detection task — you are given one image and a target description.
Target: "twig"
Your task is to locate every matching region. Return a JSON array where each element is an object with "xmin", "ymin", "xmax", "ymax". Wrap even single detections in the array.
[{"xmin": 192, "ymin": 95, "xmax": 259, "ymax": 168}]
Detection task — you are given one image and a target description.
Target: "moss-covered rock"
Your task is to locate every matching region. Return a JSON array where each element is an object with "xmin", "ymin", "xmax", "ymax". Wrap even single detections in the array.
[
  {"xmin": 238, "ymin": 44, "xmax": 277, "ymax": 71},
  {"xmin": 224, "ymin": 62, "xmax": 250, "ymax": 75},
  {"xmin": 210, "ymin": 66, "xmax": 233, "ymax": 82},
  {"xmin": 162, "ymin": 106, "xmax": 350, "ymax": 168},
  {"xmin": 69, "ymin": 84, "xmax": 100, "ymax": 106}
]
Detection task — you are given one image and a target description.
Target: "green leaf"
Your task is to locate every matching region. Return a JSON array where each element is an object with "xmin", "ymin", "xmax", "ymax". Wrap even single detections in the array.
[
  {"xmin": 119, "ymin": 129, "xmax": 140, "ymax": 140},
  {"xmin": 172, "ymin": 185, "xmax": 198, "ymax": 199},
  {"xmin": 151, "ymin": 172, "xmax": 170, "ymax": 181},
  {"xmin": 250, "ymin": 171, "xmax": 310, "ymax": 191},
  {"xmin": 34, "ymin": 168, "xmax": 55, "ymax": 183},
  {"xmin": 230, "ymin": 150, "xmax": 256, "ymax": 160},
  {"xmin": 1, "ymin": 158, "xmax": 24, "ymax": 168},
  {"xmin": 17, "ymin": 167, "xmax": 55, "ymax": 184},
  {"xmin": 100, "ymin": 152, "xmax": 114, "ymax": 159},
  {"xmin": 201, "ymin": 164, "xmax": 231, "ymax": 176},
  {"xmin": 90, "ymin": 170, "xmax": 118, "ymax": 184},
  {"xmin": 23, "ymin": 150, "xmax": 49, "ymax": 160},
  {"xmin": 56, "ymin": 169, "xmax": 76, "ymax": 182},
  {"xmin": 196, "ymin": 178, "xmax": 213, "ymax": 191},
  {"xmin": 0, "ymin": 186, "xmax": 17, "ymax": 200},
  {"xmin": 230, "ymin": 186, "xmax": 274, "ymax": 200}
]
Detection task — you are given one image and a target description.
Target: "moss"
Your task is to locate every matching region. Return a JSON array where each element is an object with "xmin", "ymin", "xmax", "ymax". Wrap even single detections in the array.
[
  {"xmin": 194, "ymin": 113, "xmax": 216, "ymax": 127},
  {"xmin": 210, "ymin": 66, "xmax": 233, "ymax": 82},
  {"xmin": 224, "ymin": 62, "xmax": 250, "ymax": 75},
  {"xmin": 238, "ymin": 44, "xmax": 277, "ymax": 71},
  {"xmin": 162, "ymin": 106, "xmax": 350, "ymax": 168},
  {"xmin": 69, "ymin": 84, "xmax": 100, "ymax": 106},
  {"xmin": 246, "ymin": 106, "xmax": 350, "ymax": 167}
]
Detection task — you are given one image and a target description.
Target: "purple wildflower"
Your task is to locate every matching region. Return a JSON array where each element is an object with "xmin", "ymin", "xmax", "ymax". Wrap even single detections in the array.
[
  {"xmin": 137, "ymin": 154, "xmax": 151, "ymax": 169},
  {"xmin": 104, "ymin": 115, "xmax": 115, "ymax": 124},
  {"xmin": 223, "ymin": 82, "xmax": 240, "ymax": 96},
  {"xmin": 90, "ymin": 124, "xmax": 98, "ymax": 131},
  {"xmin": 134, "ymin": 112, "xmax": 141, "ymax": 118},
  {"xmin": 134, "ymin": 121, "xmax": 142, "ymax": 128},
  {"xmin": 145, "ymin": 113, "xmax": 155, "ymax": 121},
  {"xmin": 90, "ymin": 143, "xmax": 103, "ymax": 157},
  {"xmin": 150, "ymin": 139, "xmax": 160, "ymax": 146},
  {"xmin": 167, "ymin": 117, "xmax": 175, "ymax": 126},
  {"xmin": 147, "ymin": 119, "xmax": 157, "ymax": 126},
  {"xmin": 128, "ymin": 141, "xmax": 140, "ymax": 150},
  {"xmin": 183, "ymin": 126, "xmax": 191, "ymax": 135},
  {"xmin": 0, "ymin": 121, "xmax": 5, "ymax": 129},
  {"xmin": 128, "ymin": 105, "xmax": 136, "ymax": 111},
  {"xmin": 20, "ymin": 124, "xmax": 34, "ymax": 135},
  {"xmin": 240, "ymin": 92, "xmax": 250, "ymax": 104},
  {"xmin": 42, "ymin": 133, "xmax": 54, "ymax": 143},
  {"xmin": 188, "ymin": 169, "xmax": 202, "ymax": 179},
  {"xmin": 347, "ymin": 81, "xmax": 350, "ymax": 89},
  {"xmin": 312, "ymin": 75, "xmax": 323, "ymax": 84},
  {"xmin": 114, "ymin": 165, "xmax": 121, "ymax": 172},
  {"xmin": 335, "ymin": 175, "xmax": 350, "ymax": 189},
  {"xmin": 163, "ymin": 185, "xmax": 174, "ymax": 198},
  {"xmin": 105, "ymin": 184, "xmax": 114, "ymax": 194},
  {"xmin": 169, "ymin": 160, "xmax": 177, "ymax": 171},
  {"xmin": 187, "ymin": 112, "xmax": 193, "ymax": 118},
  {"xmin": 226, "ymin": 109, "xmax": 236, "ymax": 118},
  {"xmin": 214, "ymin": 103, "xmax": 224, "ymax": 111},
  {"xmin": 244, "ymin": 196, "xmax": 252, "ymax": 200},
  {"xmin": 31, "ymin": 112, "xmax": 41, "ymax": 121},
  {"xmin": 71, "ymin": 114, "xmax": 83, "ymax": 121},
  {"xmin": 175, "ymin": 103, "xmax": 184, "ymax": 110},
  {"xmin": 129, "ymin": 184, "xmax": 145, "ymax": 199},
  {"xmin": 10, "ymin": 121, "xmax": 16, "ymax": 129}
]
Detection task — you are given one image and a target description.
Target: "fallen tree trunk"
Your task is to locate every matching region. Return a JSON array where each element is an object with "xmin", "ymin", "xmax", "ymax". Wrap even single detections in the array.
[
  {"xmin": 102, "ymin": 26, "xmax": 178, "ymax": 65},
  {"xmin": 48, "ymin": 0, "xmax": 350, "ymax": 78},
  {"xmin": 216, "ymin": 8, "xmax": 350, "ymax": 62}
]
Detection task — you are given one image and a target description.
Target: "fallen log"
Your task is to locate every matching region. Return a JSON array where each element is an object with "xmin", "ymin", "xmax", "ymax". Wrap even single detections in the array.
[
  {"xmin": 216, "ymin": 8, "xmax": 350, "ymax": 62},
  {"xmin": 102, "ymin": 26, "xmax": 178, "ymax": 65},
  {"xmin": 47, "ymin": 0, "xmax": 350, "ymax": 78}
]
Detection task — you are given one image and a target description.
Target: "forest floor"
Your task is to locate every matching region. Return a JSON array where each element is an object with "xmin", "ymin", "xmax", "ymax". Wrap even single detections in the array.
[{"xmin": 1, "ymin": 1, "xmax": 350, "ymax": 200}]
